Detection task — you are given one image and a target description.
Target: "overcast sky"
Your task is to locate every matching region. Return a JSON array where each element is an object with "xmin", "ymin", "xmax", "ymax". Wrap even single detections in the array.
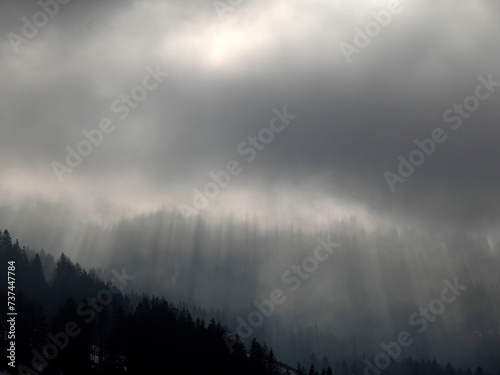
[{"xmin": 1, "ymin": 0, "xmax": 499, "ymax": 235}]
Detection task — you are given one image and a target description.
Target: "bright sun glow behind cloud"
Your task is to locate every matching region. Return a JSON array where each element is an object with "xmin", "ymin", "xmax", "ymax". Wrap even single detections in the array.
[
  {"xmin": 159, "ymin": 0, "xmax": 337, "ymax": 71},
  {"xmin": 158, "ymin": 0, "xmax": 410, "ymax": 71}
]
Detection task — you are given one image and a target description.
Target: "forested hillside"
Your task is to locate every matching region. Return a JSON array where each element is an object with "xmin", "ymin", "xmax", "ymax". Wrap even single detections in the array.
[{"xmin": 1, "ymin": 229, "xmax": 498, "ymax": 375}]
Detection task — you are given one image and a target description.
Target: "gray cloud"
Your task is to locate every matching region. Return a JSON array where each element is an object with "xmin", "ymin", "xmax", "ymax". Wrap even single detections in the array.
[{"xmin": 1, "ymin": 0, "xmax": 499, "ymax": 234}]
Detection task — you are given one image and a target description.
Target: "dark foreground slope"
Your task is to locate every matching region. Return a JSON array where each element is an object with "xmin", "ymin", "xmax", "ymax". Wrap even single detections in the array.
[{"xmin": 0, "ymin": 229, "xmax": 497, "ymax": 375}]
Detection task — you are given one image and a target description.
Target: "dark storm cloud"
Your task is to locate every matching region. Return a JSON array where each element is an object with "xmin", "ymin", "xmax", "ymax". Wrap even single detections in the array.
[{"xmin": 0, "ymin": 0, "xmax": 499, "ymax": 231}]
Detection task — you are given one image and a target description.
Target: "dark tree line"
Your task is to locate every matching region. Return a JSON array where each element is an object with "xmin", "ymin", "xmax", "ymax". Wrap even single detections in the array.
[
  {"xmin": 1, "ymin": 229, "xmax": 498, "ymax": 375},
  {"xmin": 0, "ymin": 229, "xmax": 287, "ymax": 375}
]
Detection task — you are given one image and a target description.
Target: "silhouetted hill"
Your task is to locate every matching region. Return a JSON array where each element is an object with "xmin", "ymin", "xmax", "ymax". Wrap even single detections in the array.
[{"xmin": 1, "ymin": 229, "xmax": 498, "ymax": 375}]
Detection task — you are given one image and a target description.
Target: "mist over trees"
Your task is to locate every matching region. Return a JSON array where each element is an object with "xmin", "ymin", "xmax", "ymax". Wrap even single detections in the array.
[
  {"xmin": 91, "ymin": 211, "xmax": 499, "ymax": 371},
  {"xmin": 1, "ymin": 227, "xmax": 499, "ymax": 375},
  {"xmin": 2, "ymin": 208, "xmax": 499, "ymax": 373}
]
